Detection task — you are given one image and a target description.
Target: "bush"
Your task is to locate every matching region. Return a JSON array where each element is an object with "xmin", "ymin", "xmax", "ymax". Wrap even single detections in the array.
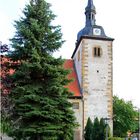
[
  {"xmin": 84, "ymin": 118, "xmax": 93, "ymax": 140},
  {"xmin": 84, "ymin": 117, "xmax": 108, "ymax": 140},
  {"xmin": 108, "ymin": 137, "xmax": 124, "ymax": 140}
]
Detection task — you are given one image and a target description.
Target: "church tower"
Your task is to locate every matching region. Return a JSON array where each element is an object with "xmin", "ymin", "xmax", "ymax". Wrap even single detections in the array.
[{"xmin": 72, "ymin": 0, "xmax": 114, "ymax": 137}]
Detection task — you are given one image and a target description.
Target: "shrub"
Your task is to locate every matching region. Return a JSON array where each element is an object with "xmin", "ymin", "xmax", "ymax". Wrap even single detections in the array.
[{"xmin": 108, "ymin": 137, "xmax": 124, "ymax": 140}]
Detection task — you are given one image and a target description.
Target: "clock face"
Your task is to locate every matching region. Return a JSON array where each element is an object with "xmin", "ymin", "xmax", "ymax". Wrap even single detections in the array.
[{"xmin": 93, "ymin": 28, "xmax": 101, "ymax": 35}]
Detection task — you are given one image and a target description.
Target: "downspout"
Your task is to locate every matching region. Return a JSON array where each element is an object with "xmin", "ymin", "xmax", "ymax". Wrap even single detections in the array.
[{"xmin": 82, "ymin": 97, "xmax": 84, "ymax": 140}]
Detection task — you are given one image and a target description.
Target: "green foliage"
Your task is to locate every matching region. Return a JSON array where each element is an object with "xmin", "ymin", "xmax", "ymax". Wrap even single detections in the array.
[
  {"xmin": 84, "ymin": 117, "xmax": 107, "ymax": 140},
  {"xmin": 108, "ymin": 137, "xmax": 124, "ymax": 140},
  {"xmin": 84, "ymin": 117, "xmax": 93, "ymax": 140},
  {"xmin": 0, "ymin": 42, "xmax": 9, "ymax": 53},
  {"xmin": 113, "ymin": 96, "xmax": 138, "ymax": 137},
  {"xmin": 7, "ymin": 0, "xmax": 77, "ymax": 139},
  {"xmin": 0, "ymin": 114, "xmax": 12, "ymax": 134},
  {"xmin": 1, "ymin": 44, "xmax": 12, "ymax": 135},
  {"xmin": 99, "ymin": 118, "xmax": 106, "ymax": 140},
  {"xmin": 92, "ymin": 117, "xmax": 100, "ymax": 140}
]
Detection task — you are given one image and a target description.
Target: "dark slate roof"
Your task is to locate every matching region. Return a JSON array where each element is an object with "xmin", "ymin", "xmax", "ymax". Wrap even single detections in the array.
[
  {"xmin": 77, "ymin": 25, "xmax": 107, "ymax": 41},
  {"xmin": 76, "ymin": 0, "xmax": 112, "ymax": 43},
  {"xmin": 85, "ymin": 0, "xmax": 96, "ymax": 12}
]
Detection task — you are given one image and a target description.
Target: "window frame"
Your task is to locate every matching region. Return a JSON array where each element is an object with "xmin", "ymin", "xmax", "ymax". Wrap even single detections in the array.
[
  {"xmin": 73, "ymin": 102, "xmax": 79, "ymax": 109},
  {"xmin": 93, "ymin": 46, "xmax": 102, "ymax": 57}
]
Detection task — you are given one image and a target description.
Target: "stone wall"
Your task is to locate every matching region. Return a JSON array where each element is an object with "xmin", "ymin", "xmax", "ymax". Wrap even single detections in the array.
[
  {"xmin": 73, "ymin": 38, "xmax": 113, "ymax": 134},
  {"xmin": 82, "ymin": 38, "xmax": 113, "ymax": 132},
  {"xmin": 69, "ymin": 99, "xmax": 83, "ymax": 140}
]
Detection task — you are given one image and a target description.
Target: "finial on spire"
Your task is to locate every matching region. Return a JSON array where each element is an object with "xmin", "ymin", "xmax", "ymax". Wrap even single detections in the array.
[
  {"xmin": 86, "ymin": 0, "xmax": 95, "ymax": 11},
  {"xmin": 85, "ymin": 0, "xmax": 96, "ymax": 26},
  {"xmin": 76, "ymin": 0, "xmax": 109, "ymax": 43}
]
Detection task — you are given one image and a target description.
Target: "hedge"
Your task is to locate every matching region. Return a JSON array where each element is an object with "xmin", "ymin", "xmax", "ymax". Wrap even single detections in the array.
[{"xmin": 108, "ymin": 137, "xmax": 124, "ymax": 140}]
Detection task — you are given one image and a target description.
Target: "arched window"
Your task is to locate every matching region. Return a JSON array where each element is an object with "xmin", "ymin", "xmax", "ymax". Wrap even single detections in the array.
[{"xmin": 93, "ymin": 46, "xmax": 102, "ymax": 57}]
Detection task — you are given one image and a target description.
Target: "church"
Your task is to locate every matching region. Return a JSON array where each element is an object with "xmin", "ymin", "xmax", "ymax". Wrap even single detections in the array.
[
  {"xmin": 64, "ymin": 0, "xmax": 114, "ymax": 139},
  {"xmin": 0, "ymin": 0, "xmax": 114, "ymax": 139}
]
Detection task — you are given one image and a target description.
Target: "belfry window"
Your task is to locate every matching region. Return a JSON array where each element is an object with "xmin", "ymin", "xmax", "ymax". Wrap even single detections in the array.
[
  {"xmin": 93, "ymin": 47, "xmax": 102, "ymax": 57},
  {"xmin": 98, "ymin": 48, "xmax": 101, "ymax": 56}
]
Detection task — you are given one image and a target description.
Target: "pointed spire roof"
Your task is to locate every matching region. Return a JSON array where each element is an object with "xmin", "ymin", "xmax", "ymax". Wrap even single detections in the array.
[
  {"xmin": 87, "ymin": 0, "xmax": 93, "ymax": 7},
  {"xmin": 76, "ymin": 0, "xmax": 111, "ymax": 43},
  {"xmin": 72, "ymin": 0, "xmax": 114, "ymax": 58},
  {"xmin": 85, "ymin": 0, "xmax": 96, "ymax": 27},
  {"xmin": 85, "ymin": 0, "xmax": 96, "ymax": 12}
]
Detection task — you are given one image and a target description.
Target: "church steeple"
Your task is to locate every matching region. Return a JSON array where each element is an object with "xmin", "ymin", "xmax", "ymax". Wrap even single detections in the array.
[
  {"xmin": 71, "ymin": 1, "xmax": 114, "ymax": 138},
  {"xmin": 85, "ymin": 0, "xmax": 96, "ymax": 26},
  {"xmin": 76, "ymin": 0, "xmax": 112, "ymax": 43}
]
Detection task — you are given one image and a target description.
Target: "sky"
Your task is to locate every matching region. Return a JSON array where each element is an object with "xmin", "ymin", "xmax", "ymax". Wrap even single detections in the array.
[{"xmin": 0, "ymin": 0, "xmax": 140, "ymax": 108}]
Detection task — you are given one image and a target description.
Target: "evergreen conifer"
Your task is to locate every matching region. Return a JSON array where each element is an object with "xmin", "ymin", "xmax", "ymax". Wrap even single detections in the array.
[
  {"xmin": 84, "ymin": 117, "xmax": 93, "ymax": 140},
  {"xmin": 92, "ymin": 117, "xmax": 100, "ymax": 140},
  {"xmin": 7, "ymin": 0, "xmax": 77, "ymax": 139},
  {"xmin": 99, "ymin": 118, "xmax": 106, "ymax": 140},
  {"xmin": 85, "ymin": 117, "xmax": 108, "ymax": 140}
]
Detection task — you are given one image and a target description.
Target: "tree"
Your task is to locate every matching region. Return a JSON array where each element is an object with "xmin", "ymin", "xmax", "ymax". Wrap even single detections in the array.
[
  {"xmin": 0, "ymin": 42, "xmax": 12, "ymax": 134},
  {"xmin": 0, "ymin": 41, "xmax": 9, "ymax": 54},
  {"xmin": 92, "ymin": 117, "xmax": 100, "ymax": 140},
  {"xmin": 113, "ymin": 96, "xmax": 138, "ymax": 137},
  {"xmin": 84, "ymin": 117, "xmax": 107, "ymax": 140},
  {"xmin": 84, "ymin": 117, "xmax": 93, "ymax": 140},
  {"xmin": 99, "ymin": 118, "xmax": 106, "ymax": 140},
  {"xmin": 6, "ymin": 0, "xmax": 77, "ymax": 139}
]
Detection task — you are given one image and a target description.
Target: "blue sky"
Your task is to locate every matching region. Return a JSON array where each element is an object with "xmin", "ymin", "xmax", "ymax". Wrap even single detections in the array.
[{"xmin": 0, "ymin": 0, "xmax": 140, "ymax": 108}]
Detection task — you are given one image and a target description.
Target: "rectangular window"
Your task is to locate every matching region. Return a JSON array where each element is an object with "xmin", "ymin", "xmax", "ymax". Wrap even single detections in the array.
[{"xmin": 73, "ymin": 102, "xmax": 79, "ymax": 109}]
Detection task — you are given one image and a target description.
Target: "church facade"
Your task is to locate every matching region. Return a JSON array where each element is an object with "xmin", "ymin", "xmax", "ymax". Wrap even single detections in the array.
[{"xmin": 64, "ymin": 0, "xmax": 114, "ymax": 139}]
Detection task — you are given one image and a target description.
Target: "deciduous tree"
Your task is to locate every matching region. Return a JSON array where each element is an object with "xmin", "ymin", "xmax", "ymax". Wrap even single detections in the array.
[
  {"xmin": 113, "ymin": 96, "xmax": 138, "ymax": 137},
  {"xmin": 0, "ymin": 42, "xmax": 12, "ymax": 134}
]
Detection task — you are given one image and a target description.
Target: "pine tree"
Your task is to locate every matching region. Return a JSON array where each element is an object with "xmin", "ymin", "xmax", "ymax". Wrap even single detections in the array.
[
  {"xmin": 84, "ymin": 117, "xmax": 109, "ymax": 140},
  {"xmin": 7, "ymin": 0, "xmax": 77, "ymax": 139},
  {"xmin": 92, "ymin": 117, "xmax": 100, "ymax": 140},
  {"xmin": 84, "ymin": 117, "xmax": 93, "ymax": 140},
  {"xmin": 99, "ymin": 118, "xmax": 106, "ymax": 140},
  {"xmin": 0, "ymin": 41, "xmax": 9, "ymax": 54}
]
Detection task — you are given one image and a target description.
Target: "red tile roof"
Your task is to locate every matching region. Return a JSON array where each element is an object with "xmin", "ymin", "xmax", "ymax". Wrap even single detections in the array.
[
  {"xmin": 1, "ymin": 56, "xmax": 81, "ymax": 97},
  {"xmin": 63, "ymin": 59, "xmax": 81, "ymax": 97}
]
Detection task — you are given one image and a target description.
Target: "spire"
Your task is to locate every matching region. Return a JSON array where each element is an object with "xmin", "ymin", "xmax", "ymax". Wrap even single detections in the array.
[
  {"xmin": 76, "ymin": 0, "xmax": 110, "ymax": 43},
  {"xmin": 85, "ymin": 0, "xmax": 96, "ymax": 27},
  {"xmin": 86, "ymin": 0, "xmax": 94, "ymax": 10}
]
